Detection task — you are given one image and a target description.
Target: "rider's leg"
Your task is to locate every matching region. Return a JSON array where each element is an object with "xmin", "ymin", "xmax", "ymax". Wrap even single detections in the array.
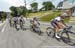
[
  {"xmin": 51, "ymin": 22, "xmax": 60, "ymax": 38},
  {"xmin": 57, "ymin": 22, "xmax": 66, "ymax": 28},
  {"xmin": 55, "ymin": 26, "xmax": 60, "ymax": 38}
]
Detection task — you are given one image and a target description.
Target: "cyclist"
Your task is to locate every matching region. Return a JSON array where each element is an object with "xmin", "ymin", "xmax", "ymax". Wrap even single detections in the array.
[
  {"xmin": 32, "ymin": 17, "xmax": 40, "ymax": 28},
  {"xmin": 19, "ymin": 16, "xmax": 25, "ymax": 29},
  {"xmin": 9, "ymin": 16, "xmax": 12, "ymax": 27},
  {"xmin": 13, "ymin": 17, "xmax": 18, "ymax": 28},
  {"xmin": 30, "ymin": 19, "xmax": 33, "ymax": 27},
  {"xmin": 51, "ymin": 12, "xmax": 68, "ymax": 38}
]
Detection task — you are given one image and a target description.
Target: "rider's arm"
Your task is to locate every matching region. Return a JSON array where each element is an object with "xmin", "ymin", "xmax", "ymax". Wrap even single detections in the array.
[
  {"xmin": 61, "ymin": 20, "xmax": 67, "ymax": 27},
  {"xmin": 23, "ymin": 18, "xmax": 25, "ymax": 24},
  {"xmin": 37, "ymin": 20, "xmax": 40, "ymax": 25},
  {"xmin": 38, "ymin": 22, "xmax": 40, "ymax": 25}
]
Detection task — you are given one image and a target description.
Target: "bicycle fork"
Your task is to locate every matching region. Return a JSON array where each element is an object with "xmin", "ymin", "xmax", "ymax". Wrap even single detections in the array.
[{"xmin": 61, "ymin": 31, "xmax": 70, "ymax": 39}]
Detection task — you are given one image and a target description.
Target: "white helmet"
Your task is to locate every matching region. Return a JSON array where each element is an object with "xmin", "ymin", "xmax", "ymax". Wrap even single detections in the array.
[{"xmin": 61, "ymin": 13, "xmax": 68, "ymax": 17}]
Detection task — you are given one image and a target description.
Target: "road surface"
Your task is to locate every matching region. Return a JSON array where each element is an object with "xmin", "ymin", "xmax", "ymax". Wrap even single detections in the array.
[{"xmin": 0, "ymin": 19, "xmax": 75, "ymax": 48}]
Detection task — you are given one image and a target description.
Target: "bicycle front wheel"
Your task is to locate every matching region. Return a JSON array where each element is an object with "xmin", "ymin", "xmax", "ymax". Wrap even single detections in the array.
[{"xmin": 46, "ymin": 27, "xmax": 55, "ymax": 38}]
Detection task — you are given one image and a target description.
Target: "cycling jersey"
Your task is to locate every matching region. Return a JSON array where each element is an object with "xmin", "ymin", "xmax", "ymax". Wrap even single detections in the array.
[
  {"xmin": 13, "ymin": 17, "xmax": 18, "ymax": 22},
  {"xmin": 19, "ymin": 17, "xmax": 25, "ymax": 25},
  {"xmin": 54, "ymin": 17, "xmax": 61, "ymax": 22},
  {"xmin": 31, "ymin": 20, "xmax": 40, "ymax": 28},
  {"xmin": 20, "ymin": 19, "xmax": 23, "ymax": 22},
  {"xmin": 51, "ymin": 16, "xmax": 62, "ymax": 27}
]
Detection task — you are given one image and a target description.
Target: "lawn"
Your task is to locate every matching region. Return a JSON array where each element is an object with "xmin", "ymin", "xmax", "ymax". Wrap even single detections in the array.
[
  {"xmin": 27, "ymin": 10, "xmax": 70, "ymax": 23},
  {"xmin": 39, "ymin": 11, "xmax": 61, "ymax": 22},
  {"xmin": 27, "ymin": 10, "xmax": 53, "ymax": 18},
  {"xmin": 39, "ymin": 11, "xmax": 70, "ymax": 23}
]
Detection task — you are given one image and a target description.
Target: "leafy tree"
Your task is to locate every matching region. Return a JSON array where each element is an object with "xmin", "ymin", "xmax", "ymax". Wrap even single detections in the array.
[
  {"xmin": 28, "ymin": 9, "xmax": 32, "ymax": 13},
  {"xmin": 19, "ymin": 6, "xmax": 27, "ymax": 17},
  {"xmin": 10, "ymin": 6, "xmax": 27, "ymax": 17},
  {"xmin": 42, "ymin": 1, "xmax": 55, "ymax": 11},
  {"xmin": 30, "ymin": 2, "xmax": 38, "ymax": 12},
  {"xmin": 39, "ymin": 7, "xmax": 45, "ymax": 11},
  {"xmin": 57, "ymin": 1, "xmax": 63, "ymax": 8},
  {"xmin": 0, "ymin": 11, "xmax": 7, "ymax": 22},
  {"xmin": 10, "ymin": 6, "xmax": 17, "ymax": 17}
]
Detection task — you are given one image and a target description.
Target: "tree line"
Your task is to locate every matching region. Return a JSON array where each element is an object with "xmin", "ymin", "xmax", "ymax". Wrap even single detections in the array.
[
  {"xmin": 0, "ymin": 11, "xmax": 7, "ymax": 22},
  {"xmin": 0, "ymin": 1, "xmax": 62, "ymax": 20},
  {"xmin": 10, "ymin": 1, "xmax": 55, "ymax": 17}
]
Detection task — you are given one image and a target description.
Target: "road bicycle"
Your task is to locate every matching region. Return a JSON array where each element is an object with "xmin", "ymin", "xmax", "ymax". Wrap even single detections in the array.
[
  {"xmin": 46, "ymin": 25, "xmax": 72, "ymax": 39},
  {"xmin": 30, "ymin": 24, "xmax": 43, "ymax": 35}
]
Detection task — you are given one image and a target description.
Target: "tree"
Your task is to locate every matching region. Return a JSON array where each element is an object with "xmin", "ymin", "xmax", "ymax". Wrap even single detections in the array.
[
  {"xmin": 19, "ymin": 6, "xmax": 27, "ymax": 17},
  {"xmin": 57, "ymin": 1, "xmax": 63, "ymax": 9},
  {"xmin": 30, "ymin": 2, "xmax": 38, "ymax": 12},
  {"xmin": 10, "ymin": 6, "xmax": 18, "ymax": 17},
  {"xmin": 42, "ymin": 1, "xmax": 55, "ymax": 11},
  {"xmin": 10, "ymin": 6, "xmax": 27, "ymax": 17},
  {"xmin": 0, "ymin": 11, "xmax": 7, "ymax": 22},
  {"xmin": 39, "ymin": 7, "xmax": 45, "ymax": 11}
]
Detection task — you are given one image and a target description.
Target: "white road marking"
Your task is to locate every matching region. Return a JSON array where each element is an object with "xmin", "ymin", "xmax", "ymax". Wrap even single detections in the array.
[
  {"xmin": 1, "ymin": 20, "xmax": 7, "ymax": 32},
  {"xmin": 0, "ymin": 21, "xmax": 5, "ymax": 26},
  {"xmin": 0, "ymin": 23, "xmax": 3, "ymax": 26}
]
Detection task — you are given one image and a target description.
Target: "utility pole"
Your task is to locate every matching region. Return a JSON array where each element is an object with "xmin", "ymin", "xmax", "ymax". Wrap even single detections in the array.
[
  {"xmin": 24, "ymin": 0, "xmax": 36, "ymax": 18},
  {"xmin": 24, "ymin": 0, "xmax": 26, "ymax": 8},
  {"xmin": 24, "ymin": 0, "xmax": 27, "ymax": 19}
]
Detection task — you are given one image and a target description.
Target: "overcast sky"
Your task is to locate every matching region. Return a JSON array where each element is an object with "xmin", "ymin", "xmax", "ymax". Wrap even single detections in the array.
[{"xmin": 0, "ymin": 0, "xmax": 63, "ymax": 12}]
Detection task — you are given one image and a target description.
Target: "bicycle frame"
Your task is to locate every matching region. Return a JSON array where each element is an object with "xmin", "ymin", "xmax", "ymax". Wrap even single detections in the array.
[{"xmin": 46, "ymin": 26, "xmax": 72, "ymax": 39}]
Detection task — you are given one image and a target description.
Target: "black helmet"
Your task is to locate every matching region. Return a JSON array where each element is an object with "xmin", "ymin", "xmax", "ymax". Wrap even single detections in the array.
[{"xmin": 33, "ymin": 17, "xmax": 37, "ymax": 20}]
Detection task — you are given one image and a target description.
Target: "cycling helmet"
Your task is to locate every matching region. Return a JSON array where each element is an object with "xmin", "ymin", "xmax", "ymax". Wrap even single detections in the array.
[
  {"xmin": 33, "ymin": 17, "xmax": 37, "ymax": 20},
  {"xmin": 61, "ymin": 13, "xmax": 68, "ymax": 17}
]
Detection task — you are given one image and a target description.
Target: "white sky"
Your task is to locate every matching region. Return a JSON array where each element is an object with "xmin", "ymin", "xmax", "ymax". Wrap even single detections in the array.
[{"xmin": 0, "ymin": 0, "xmax": 63, "ymax": 12}]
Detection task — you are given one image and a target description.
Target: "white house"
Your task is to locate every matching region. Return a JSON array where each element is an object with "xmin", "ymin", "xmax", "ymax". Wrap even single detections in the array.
[
  {"xmin": 63, "ymin": 0, "xmax": 75, "ymax": 17},
  {"xmin": 63, "ymin": 0, "xmax": 75, "ymax": 23}
]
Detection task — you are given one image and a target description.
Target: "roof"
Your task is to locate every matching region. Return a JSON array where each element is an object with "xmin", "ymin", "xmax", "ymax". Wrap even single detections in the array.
[{"xmin": 63, "ymin": 0, "xmax": 75, "ymax": 9}]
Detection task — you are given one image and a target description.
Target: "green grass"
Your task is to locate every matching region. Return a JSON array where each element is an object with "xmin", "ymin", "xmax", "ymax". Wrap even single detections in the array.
[
  {"xmin": 64, "ymin": 17, "xmax": 70, "ymax": 23},
  {"xmin": 27, "ymin": 10, "xmax": 53, "ymax": 18},
  {"xmin": 39, "ymin": 11, "xmax": 70, "ymax": 23},
  {"xmin": 27, "ymin": 10, "xmax": 70, "ymax": 23},
  {"xmin": 39, "ymin": 11, "xmax": 62, "ymax": 22}
]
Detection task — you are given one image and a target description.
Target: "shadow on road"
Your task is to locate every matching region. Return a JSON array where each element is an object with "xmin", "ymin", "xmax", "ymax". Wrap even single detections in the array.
[
  {"xmin": 61, "ymin": 36, "xmax": 75, "ymax": 46},
  {"xmin": 68, "ymin": 31, "xmax": 75, "ymax": 35}
]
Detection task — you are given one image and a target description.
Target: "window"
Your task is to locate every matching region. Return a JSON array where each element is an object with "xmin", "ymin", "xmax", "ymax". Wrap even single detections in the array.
[
  {"xmin": 68, "ymin": 0, "xmax": 74, "ymax": 3},
  {"xmin": 64, "ymin": 0, "xmax": 68, "ymax": 1}
]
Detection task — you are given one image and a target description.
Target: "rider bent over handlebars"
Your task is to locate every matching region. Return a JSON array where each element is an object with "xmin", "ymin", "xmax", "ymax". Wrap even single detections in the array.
[{"xmin": 51, "ymin": 12, "xmax": 69, "ymax": 38}]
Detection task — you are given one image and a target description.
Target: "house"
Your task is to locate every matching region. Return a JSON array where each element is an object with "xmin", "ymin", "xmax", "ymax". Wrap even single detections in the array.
[
  {"xmin": 63, "ymin": 0, "xmax": 75, "ymax": 16},
  {"xmin": 63, "ymin": 0, "xmax": 75, "ymax": 23}
]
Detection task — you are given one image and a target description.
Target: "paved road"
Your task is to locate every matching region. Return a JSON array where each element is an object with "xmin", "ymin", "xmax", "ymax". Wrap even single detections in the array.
[{"xmin": 0, "ymin": 19, "xmax": 75, "ymax": 48}]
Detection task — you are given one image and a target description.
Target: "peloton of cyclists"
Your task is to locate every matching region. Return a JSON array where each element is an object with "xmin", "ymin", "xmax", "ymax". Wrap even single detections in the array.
[
  {"xmin": 11, "ymin": 15, "xmax": 25, "ymax": 30},
  {"xmin": 9, "ymin": 12, "xmax": 70, "ymax": 38}
]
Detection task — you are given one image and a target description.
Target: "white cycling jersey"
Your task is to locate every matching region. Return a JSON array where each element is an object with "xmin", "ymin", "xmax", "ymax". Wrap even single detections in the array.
[
  {"xmin": 13, "ymin": 17, "xmax": 18, "ymax": 21},
  {"xmin": 54, "ymin": 16, "xmax": 61, "ymax": 21},
  {"xmin": 34, "ymin": 20, "xmax": 38, "ymax": 25}
]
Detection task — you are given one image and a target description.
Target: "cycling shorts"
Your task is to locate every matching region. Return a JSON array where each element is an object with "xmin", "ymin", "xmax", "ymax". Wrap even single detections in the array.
[{"xmin": 51, "ymin": 20, "xmax": 58, "ymax": 27}]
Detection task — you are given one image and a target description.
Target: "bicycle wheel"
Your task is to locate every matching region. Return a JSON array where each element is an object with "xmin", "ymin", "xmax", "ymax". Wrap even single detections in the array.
[
  {"xmin": 61, "ymin": 31, "xmax": 70, "ymax": 40},
  {"xmin": 35, "ymin": 27, "xmax": 42, "ymax": 35},
  {"xmin": 46, "ymin": 27, "xmax": 55, "ymax": 38}
]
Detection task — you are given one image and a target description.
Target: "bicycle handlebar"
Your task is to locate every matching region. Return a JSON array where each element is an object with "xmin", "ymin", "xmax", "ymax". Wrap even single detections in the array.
[{"xmin": 64, "ymin": 26, "xmax": 72, "ymax": 30}]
